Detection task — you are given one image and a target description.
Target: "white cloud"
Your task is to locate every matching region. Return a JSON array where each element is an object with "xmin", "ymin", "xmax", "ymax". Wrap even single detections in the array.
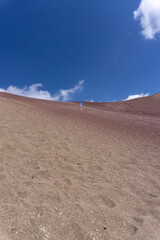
[
  {"xmin": 124, "ymin": 93, "xmax": 149, "ymax": 101},
  {"xmin": 0, "ymin": 80, "xmax": 85, "ymax": 101},
  {"xmin": 53, "ymin": 80, "xmax": 85, "ymax": 101},
  {"xmin": 134, "ymin": 0, "xmax": 160, "ymax": 39}
]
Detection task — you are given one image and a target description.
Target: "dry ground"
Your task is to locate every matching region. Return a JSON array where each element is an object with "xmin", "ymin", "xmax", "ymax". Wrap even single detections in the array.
[{"xmin": 0, "ymin": 92, "xmax": 160, "ymax": 240}]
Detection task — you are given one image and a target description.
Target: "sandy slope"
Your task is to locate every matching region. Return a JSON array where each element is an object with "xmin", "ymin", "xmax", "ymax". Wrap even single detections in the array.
[{"xmin": 0, "ymin": 92, "xmax": 160, "ymax": 240}]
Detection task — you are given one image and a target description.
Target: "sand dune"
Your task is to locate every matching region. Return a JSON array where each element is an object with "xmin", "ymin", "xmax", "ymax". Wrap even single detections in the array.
[{"xmin": 0, "ymin": 92, "xmax": 160, "ymax": 240}]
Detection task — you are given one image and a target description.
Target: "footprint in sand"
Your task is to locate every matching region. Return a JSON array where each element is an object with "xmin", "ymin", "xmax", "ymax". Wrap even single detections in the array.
[
  {"xmin": 133, "ymin": 217, "xmax": 144, "ymax": 226},
  {"xmin": 99, "ymin": 195, "xmax": 116, "ymax": 208},
  {"xmin": 109, "ymin": 220, "xmax": 138, "ymax": 238},
  {"xmin": 148, "ymin": 193, "xmax": 158, "ymax": 198},
  {"xmin": 64, "ymin": 178, "xmax": 73, "ymax": 185},
  {"xmin": 74, "ymin": 203, "xmax": 84, "ymax": 213},
  {"xmin": 124, "ymin": 223, "xmax": 138, "ymax": 236}
]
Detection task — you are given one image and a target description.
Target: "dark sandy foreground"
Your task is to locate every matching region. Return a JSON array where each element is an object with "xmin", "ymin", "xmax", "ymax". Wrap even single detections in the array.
[{"xmin": 0, "ymin": 92, "xmax": 160, "ymax": 240}]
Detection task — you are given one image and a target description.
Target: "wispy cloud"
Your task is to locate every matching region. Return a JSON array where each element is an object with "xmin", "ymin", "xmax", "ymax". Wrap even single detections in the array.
[
  {"xmin": 53, "ymin": 80, "xmax": 85, "ymax": 101},
  {"xmin": 86, "ymin": 99, "xmax": 94, "ymax": 102},
  {"xmin": 134, "ymin": 0, "xmax": 160, "ymax": 39},
  {"xmin": 124, "ymin": 93, "xmax": 149, "ymax": 101},
  {"xmin": 0, "ymin": 80, "xmax": 85, "ymax": 101}
]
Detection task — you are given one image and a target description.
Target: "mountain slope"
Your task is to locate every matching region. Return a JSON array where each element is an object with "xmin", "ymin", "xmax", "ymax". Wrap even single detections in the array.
[{"xmin": 0, "ymin": 93, "xmax": 160, "ymax": 240}]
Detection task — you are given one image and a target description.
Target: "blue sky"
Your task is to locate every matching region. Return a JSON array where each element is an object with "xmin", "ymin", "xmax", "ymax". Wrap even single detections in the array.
[{"xmin": 0, "ymin": 0, "xmax": 160, "ymax": 102}]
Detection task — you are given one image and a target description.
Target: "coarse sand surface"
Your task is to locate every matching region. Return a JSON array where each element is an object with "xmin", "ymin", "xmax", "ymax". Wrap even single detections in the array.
[{"xmin": 0, "ymin": 92, "xmax": 160, "ymax": 240}]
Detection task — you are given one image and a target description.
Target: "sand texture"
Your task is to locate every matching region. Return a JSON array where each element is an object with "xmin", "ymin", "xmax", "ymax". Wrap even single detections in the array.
[{"xmin": 0, "ymin": 92, "xmax": 160, "ymax": 240}]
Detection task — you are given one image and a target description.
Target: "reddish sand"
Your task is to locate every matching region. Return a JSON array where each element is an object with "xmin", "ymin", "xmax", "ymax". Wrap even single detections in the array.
[{"xmin": 0, "ymin": 92, "xmax": 160, "ymax": 240}]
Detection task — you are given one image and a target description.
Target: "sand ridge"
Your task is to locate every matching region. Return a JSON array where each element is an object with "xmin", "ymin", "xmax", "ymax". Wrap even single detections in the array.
[{"xmin": 0, "ymin": 92, "xmax": 160, "ymax": 240}]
